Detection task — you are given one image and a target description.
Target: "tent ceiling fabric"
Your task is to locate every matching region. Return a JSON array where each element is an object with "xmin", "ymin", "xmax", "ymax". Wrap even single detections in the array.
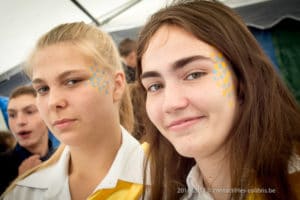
[
  {"xmin": 235, "ymin": 0, "xmax": 300, "ymax": 29},
  {"xmin": 0, "ymin": 0, "xmax": 171, "ymax": 77},
  {"xmin": 0, "ymin": 0, "xmax": 299, "ymax": 79}
]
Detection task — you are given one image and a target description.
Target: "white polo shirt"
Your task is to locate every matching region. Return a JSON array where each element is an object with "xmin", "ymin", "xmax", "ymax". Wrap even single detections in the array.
[
  {"xmin": 181, "ymin": 153, "xmax": 300, "ymax": 200},
  {"xmin": 2, "ymin": 126, "xmax": 149, "ymax": 200}
]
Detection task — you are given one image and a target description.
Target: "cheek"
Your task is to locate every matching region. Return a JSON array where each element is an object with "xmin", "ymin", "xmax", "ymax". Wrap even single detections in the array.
[
  {"xmin": 210, "ymin": 51, "xmax": 237, "ymax": 107},
  {"xmin": 36, "ymin": 100, "xmax": 49, "ymax": 122},
  {"xmin": 33, "ymin": 115, "xmax": 46, "ymax": 128},
  {"xmin": 146, "ymin": 97, "xmax": 161, "ymax": 126},
  {"xmin": 83, "ymin": 91, "xmax": 113, "ymax": 119},
  {"xmin": 8, "ymin": 120, "xmax": 17, "ymax": 132}
]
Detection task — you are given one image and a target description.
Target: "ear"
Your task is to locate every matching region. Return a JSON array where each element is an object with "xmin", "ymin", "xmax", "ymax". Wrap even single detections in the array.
[{"xmin": 112, "ymin": 71, "xmax": 126, "ymax": 103}]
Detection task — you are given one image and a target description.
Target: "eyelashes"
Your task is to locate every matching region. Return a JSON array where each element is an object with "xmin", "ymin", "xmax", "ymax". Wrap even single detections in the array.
[
  {"xmin": 185, "ymin": 71, "xmax": 206, "ymax": 80},
  {"xmin": 147, "ymin": 83, "xmax": 163, "ymax": 92},
  {"xmin": 36, "ymin": 85, "xmax": 49, "ymax": 95},
  {"xmin": 34, "ymin": 78, "xmax": 84, "ymax": 96},
  {"xmin": 144, "ymin": 71, "xmax": 207, "ymax": 93}
]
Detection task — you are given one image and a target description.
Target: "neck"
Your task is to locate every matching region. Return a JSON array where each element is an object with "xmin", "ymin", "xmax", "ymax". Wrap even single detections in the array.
[
  {"xmin": 26, "ymin": 133, "xmax": 49, "ymax": 157},
  {"xmin": 195, "ymin": 149, "xmax": 231, "ymax": 200},
  {"xmin": 68, "ymin": 125, "xmax": 122, "ymax": 179},
  {"xmin": 68, "ymin": 126, "xmax": 122, "ymax": 200}
]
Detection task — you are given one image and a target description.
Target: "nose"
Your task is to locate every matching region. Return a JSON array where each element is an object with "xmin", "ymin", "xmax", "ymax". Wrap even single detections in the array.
[
  {"xmin": 47, "ymin": 88, "xmax": 68, "ymax": 111},
  {"xmin": 162, "ymin": 83, "xmax": 189, "ymax": 113},
  {"xmin": 16, "ymin": 113, "xmax": 28, "ymax": 127}
]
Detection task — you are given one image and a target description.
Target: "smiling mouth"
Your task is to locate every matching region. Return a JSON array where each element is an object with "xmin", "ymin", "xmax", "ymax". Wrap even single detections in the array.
[{"xmin": 167, "ymin": 116, "xmax": 206, "ymax": 131}]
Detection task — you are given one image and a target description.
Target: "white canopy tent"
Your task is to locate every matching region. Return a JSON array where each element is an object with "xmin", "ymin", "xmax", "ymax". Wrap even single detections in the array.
[
  {"xmin": 0, "ymin": 0, "xmax": 170, "ymax": 77},
  {"xmin": 0, "ymin": 0, "xmax": 270, "ymax": 78}
]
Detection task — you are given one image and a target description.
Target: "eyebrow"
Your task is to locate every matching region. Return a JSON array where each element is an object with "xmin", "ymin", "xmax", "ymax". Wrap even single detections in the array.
[
  {"xmin": 32, "ymin": 69, "xmax": 88, "ymax": 84},
  {"xmin": 7, "ymin": 108, "xmax": 15, "ymax": 113},
  {"xmin": 7, "ymin": 104, "xmax": 36, "ymax": 113},
  {"xmin": 140, "ymin": 55, "xmax": 211, "ymax": 80}
]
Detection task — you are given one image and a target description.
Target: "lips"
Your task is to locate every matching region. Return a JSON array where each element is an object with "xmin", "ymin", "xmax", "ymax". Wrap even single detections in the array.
[
  {"xmin": 17, "ymin": 130, "xmax": 32, "ymax": 138},
  {"xmin": 167, "ymin": 116, "xmax": 206, "ymax": 131},
  {"xmin": 53, "ymin": 118, "xmax": 77, "ymax": 129}
]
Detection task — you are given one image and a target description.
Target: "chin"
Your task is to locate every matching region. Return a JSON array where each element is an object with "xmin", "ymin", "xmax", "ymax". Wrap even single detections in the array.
[
  {"xmin": 173, "ymin": 142, "xmax": 198, "ymax": 159},
  {"xmin": 59, "ymin": 135, "xmax": 85, "ymax": 147}
]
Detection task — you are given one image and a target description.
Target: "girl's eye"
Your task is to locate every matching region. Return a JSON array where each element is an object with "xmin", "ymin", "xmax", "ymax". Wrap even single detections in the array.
[
  {"xmin": 147, "ymin": 83, "xmax": 163, "ymax": 93},
  {"xmin": 66, "ymin": 79, "xmax": 81, "ymax": 86},
  {"xmin": 185, "ymin": 72, "xmax": 206, "ymax": 80},
  {"xmin": 36, "ymin": 86, "xmax": 49, "ymax": 95}
]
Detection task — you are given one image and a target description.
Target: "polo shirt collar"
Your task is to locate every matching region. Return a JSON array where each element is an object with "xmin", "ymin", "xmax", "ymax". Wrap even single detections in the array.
[{"xmin": 16, "ymin": 126, "xmax": 149, "ymax": 197}]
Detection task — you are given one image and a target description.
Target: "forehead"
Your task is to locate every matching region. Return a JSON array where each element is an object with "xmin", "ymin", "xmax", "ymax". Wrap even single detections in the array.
[
  {"xmin": 31, "ymin": 43, "xmax": 94, "ymax": 80},
  {"xmin": 8, "ymin": 94, "xmax": 36, "ymax": 109},
  {"xmin": 142, "ymin": 25, "xmax": 215, "ymax": 69}
]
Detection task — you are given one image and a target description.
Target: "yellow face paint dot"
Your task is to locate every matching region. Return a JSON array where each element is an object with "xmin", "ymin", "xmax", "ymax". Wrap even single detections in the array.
[
  {"xmin": 87, "ymin": 64, "xmax": 110, "ymax": 95},
  {"xmin": 210, "ymin": 50, "xmax": 235, "ymax": 107}
]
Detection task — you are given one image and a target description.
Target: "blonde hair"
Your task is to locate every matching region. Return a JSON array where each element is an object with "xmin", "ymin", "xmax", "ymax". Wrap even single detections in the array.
[
  {"xmin": 2, "ymin": 22, "xmax": 134, "ymax": 197},
  {"xmin": 26, "ymin": 22, "xmax": 133, "ymax": 132}
]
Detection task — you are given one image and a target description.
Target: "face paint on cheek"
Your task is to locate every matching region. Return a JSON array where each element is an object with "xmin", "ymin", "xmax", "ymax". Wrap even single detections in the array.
[
  {"xmin": 86, "ymin": 64, "xmax": 110, "ymax": 95},
  {"xmin": 210, "ymin": 51, "xmax": 235, "ymax": 107}
]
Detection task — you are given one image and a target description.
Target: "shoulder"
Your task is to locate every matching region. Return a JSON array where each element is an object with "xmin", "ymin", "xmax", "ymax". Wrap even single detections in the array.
[
  {"xmin": 288, "ymin": 153, "xmax": 300, "ymax": 198},
  {"xmin": 2, "ymin": 147, "xmax": 70, "ymax": 200},
  {"xmin": 119, "ymin": 126, "xmax": 146, "ymax": 168},
  {"xmin": 288, "ymin": 153, "xmax": 300, "ymax": 174},
  {"xmin": 1, "ymin": 186, "xmax": 46, "ymax": 200},
  {"xmin": 104, "ymin": 127, "xmax": 149, "ymax": 185}
]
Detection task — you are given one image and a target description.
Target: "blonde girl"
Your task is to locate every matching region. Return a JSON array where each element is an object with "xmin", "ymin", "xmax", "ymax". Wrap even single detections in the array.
[{"xmin": 2, "ymin": 22, "xmax": 148, "ymax": 200}]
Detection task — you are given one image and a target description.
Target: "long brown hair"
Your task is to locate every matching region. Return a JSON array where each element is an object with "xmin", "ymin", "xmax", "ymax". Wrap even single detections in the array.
[{"xmin": 137, "ymin": 1, "xmax": 300, "ymax": 199}]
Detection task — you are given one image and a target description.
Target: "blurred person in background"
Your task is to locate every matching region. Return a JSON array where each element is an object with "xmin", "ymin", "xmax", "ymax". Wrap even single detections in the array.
[
  {"xmin": 0, "ymin": 86, "xmax": 56, "ymax": 195},
  {"xmin": 119, "ymin": 38, "xmax": 138, "ymax": 83}
]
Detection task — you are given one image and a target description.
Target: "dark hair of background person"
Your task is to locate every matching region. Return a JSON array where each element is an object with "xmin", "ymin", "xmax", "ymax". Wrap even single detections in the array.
[
  {"xmin": 9, "ymin": 85, "xmax": 36, "ymax": 99},
  {"xmin": 0, "ymin": 130, "xmax": 16, "ymax": 153},
  {"xmin": 118, "ymin": 38, "xmax": 137, "ymax": 57},
  {"xmin": 136, "ymin": 0, "xmax": 300, "ymax": 199},
  {"xmin": 118, "ymin": 38, "xmax": 138, "ymax": 83}
]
